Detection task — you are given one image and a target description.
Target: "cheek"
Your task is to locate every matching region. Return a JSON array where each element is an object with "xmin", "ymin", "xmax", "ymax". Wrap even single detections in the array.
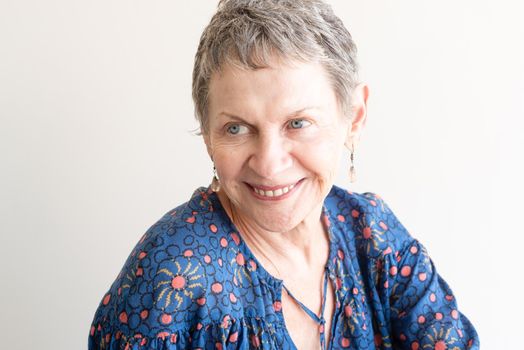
[
  {"xmin": 212, "ymin": 147, "xmax": 246, "ymax": 182},
  {"xmin": 299, "ymin": 141, "xmax": 344, "ymax": 180},
  {"xmin": 302, "ymin": 132, "xmax": 346, "ymax": 191},
  {"xmin": 301, "ymin": 130, "xmax": 345, "ymax": 163}
]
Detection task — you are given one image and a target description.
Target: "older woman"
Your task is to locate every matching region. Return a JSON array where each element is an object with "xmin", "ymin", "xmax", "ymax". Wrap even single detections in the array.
[{"xmin": 89, "ymin": 1, "xmax": 478, "ymax": 349}]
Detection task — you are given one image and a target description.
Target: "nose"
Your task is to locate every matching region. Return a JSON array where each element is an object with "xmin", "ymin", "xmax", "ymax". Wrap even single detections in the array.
[{"xmin": 248, "ymin": 133, "xmax": 293, "ymax": 180}]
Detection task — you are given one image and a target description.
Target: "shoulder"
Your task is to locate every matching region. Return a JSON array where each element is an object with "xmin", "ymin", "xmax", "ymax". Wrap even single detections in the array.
[
  {"xmin": 325, "ymin": 185, "xmax": 415, "ymax": 259},
  {"xmin": 89, "ymin": 187, "xmax": 241, "ymax": 347}
]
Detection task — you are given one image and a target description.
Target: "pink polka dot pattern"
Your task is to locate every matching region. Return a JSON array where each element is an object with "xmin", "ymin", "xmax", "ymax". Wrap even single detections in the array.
[{"xmin": 89, "ymin": 186, "xmax": 479, "ymax": 349}]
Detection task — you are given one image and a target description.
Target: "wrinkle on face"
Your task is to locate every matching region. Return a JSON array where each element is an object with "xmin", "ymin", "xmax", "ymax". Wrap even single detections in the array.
[{"xmin": 203, "ymin": 58, "xmax": 355, "ymax": 238}]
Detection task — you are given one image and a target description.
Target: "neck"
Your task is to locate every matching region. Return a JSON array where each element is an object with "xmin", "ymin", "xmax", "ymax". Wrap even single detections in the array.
[{"xmin": 217, "ymin": 191, "xmax": 330, "ymax": 280}]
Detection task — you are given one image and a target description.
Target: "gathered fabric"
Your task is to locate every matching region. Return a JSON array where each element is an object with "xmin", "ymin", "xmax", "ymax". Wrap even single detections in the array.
[{"xmin": 89, "ymin": 186, "xmax": 479, "ymax": 349}]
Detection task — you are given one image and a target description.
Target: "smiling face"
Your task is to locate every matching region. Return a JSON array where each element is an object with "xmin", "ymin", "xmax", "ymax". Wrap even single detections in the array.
[{"xmin": 204, "ymin": 59, "xmax": 366, "ymax": 233}]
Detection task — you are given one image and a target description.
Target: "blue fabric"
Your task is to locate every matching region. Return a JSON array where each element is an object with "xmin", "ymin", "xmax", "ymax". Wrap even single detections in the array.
[{"xmin": 89, "ymin": 186, "xmax": 479, "ymax": 349}]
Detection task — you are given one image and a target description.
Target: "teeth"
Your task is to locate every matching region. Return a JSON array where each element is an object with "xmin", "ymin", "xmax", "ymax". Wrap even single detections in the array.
[{"xmin": 252, "ymin": 184, "xmax": 296, "ymax": 198}]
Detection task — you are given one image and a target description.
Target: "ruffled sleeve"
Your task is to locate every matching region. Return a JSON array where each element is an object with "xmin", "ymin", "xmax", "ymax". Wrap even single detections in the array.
[
  {"xmin": 384, "ymin": 239, "xmax": 480, "ymax": 349},
  {"xmin": 347, "ymin": 191, "xmax": 479, "ymax": 349},
  {"xmin": 89, "ymin": 317, "xmax": 244, "ymax": 350},
  {"xmin": 89, "ymin": 312, "xmax": 289, "ymax": 349},
  {"xmin": 88, "ymin": 187, "xmax": 294, "ymax": 349}
]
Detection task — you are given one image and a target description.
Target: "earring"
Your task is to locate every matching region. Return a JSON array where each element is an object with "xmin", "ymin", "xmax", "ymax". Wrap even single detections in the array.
[
  {"xmin": 349, "ymin": 145, "xmax": 356, "ymax": 183},
  {"xmin": 211, "ymin": 165, "xmax": 221, "ymax": 192}
]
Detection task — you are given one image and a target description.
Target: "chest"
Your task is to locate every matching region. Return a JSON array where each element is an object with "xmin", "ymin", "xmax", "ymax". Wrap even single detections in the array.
[
  {"xmin": 268, "ymin": 258, "xmax": 381, "ymax": 350},
  {"xmin": 280, "ymin": 278, "xmax": 336, "ymax": 350}
]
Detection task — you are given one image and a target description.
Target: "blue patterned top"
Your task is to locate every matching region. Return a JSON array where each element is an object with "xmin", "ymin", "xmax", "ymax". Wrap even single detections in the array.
[{"xmin": 89, "ymin": 186, "xmax": 479, "ymax": 349}]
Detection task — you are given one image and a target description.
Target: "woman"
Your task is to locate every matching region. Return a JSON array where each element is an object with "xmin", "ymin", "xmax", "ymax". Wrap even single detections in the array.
[{"xmin": 89, "ymin": 0, "xmax": 479, "ymax": 349}]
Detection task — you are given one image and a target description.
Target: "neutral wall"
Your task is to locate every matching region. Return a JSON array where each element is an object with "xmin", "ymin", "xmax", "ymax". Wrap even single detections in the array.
[{"xmin": 1, "ymin": 1, "xmax": 522, "ymax": 348}]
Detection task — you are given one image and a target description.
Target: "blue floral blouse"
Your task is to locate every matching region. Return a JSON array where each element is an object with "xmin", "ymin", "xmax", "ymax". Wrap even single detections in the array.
[{"xmin": 89, "ymin": 186, "xmax": 479, "ymax": 349}]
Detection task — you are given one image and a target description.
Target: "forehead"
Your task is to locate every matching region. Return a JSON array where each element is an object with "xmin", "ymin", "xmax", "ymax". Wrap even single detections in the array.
[{"xmin": 207, "ymin": 59, "xmax": 339, "ymax": 118}]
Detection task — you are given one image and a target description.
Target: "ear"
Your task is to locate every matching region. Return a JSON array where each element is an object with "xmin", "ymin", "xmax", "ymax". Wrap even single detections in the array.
[{"xmin": 345, "ymin": 83, "xmax": 369, "ymax": 149}]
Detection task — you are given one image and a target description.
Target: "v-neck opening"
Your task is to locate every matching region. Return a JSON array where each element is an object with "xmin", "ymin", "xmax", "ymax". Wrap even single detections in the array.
[{"xmin": 208, "ymin": 187, "xmax": 339, "ymax": 350}]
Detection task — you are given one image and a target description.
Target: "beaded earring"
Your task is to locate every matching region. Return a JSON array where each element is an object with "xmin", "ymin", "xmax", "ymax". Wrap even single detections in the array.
[
  {"xmin": 349, "ymin": 145, "xmax": 356, "ymax": 183},
  {"xmin": 211, "ymin": 165, "xmax": 221, "ymax": 192}
]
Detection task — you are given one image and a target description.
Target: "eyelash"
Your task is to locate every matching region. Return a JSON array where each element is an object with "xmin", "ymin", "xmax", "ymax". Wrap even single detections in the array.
[
  {"xmin": 225, "ymin": 118, "xmax": 312, "ymax": 135},
  {"xmin": 226, "ymin": 124, "xmax": 248, "ymax": 135},
  {"xmin": 288, "ymin": 119, "xmax": 312, "ymax": 129}
]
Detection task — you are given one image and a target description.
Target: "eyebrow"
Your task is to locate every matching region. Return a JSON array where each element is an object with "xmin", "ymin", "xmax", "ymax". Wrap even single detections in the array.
[{"xmin": 217, "ymin": 106, "xmax": 321, "ymax": 122}]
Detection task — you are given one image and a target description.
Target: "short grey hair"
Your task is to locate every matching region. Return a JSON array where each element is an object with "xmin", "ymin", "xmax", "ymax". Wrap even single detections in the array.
[{"xmin": 192, "ymin": 0, "xmax": 359, "ymax": 134}]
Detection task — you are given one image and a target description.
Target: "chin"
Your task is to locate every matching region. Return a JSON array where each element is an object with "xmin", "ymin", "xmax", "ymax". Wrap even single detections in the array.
[{"xmin": 250, "ymin": 208, "xmax": 306, "ymax": 233}]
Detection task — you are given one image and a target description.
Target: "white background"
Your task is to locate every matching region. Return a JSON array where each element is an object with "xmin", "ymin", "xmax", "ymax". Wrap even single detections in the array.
[{"xmin": 1, "ymin": 1, "xmax": 522, "ymax": 348}]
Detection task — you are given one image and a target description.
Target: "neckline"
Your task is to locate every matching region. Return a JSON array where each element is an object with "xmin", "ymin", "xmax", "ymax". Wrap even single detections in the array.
[
  {"xmin": 282, "ymin": 266, "xmax": 330, "ymax": 323},
  {"xmin": 206, "ymin": 187, "xmax": 338, "ymax": 287},
  {"xmin": 204, "ymin": 186, "xmax": 339, "ymax": 350}
]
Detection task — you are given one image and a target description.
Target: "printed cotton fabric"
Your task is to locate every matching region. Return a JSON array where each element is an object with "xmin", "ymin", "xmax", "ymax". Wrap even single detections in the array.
[{"xmin": 89, "ymin": 186, "xmax": 479, "ymax": 349}]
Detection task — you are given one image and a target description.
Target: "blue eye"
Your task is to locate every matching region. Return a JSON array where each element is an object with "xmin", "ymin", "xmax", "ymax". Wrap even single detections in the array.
[
  {"xmin": 226, "ymin": 124, "xmax": 248, "ymax": 135},
  {"xmin": 289, "ymin": 119, "xmax": 311, "ymax": 129}
]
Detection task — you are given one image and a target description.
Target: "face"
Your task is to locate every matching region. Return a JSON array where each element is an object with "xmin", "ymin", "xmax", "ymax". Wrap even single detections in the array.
[{"xmin": 204, "ymin": 59, "xmax": 367, "ymax": 233}]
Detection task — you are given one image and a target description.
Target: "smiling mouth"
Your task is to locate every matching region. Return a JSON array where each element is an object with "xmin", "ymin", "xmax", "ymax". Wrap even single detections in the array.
[{"xmin": 246, "ymin": 179, "xmax": 304, "ymax": 200}]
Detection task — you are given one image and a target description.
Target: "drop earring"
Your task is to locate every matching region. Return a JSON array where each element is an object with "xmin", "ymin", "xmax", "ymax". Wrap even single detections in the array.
[
  {"xmin": 211, "ymin": 165, "xmax": 221, "ymax": 192},
  {"xmin": 349, "ymin": 144, "xmax": 356, "ymax": 183}
]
